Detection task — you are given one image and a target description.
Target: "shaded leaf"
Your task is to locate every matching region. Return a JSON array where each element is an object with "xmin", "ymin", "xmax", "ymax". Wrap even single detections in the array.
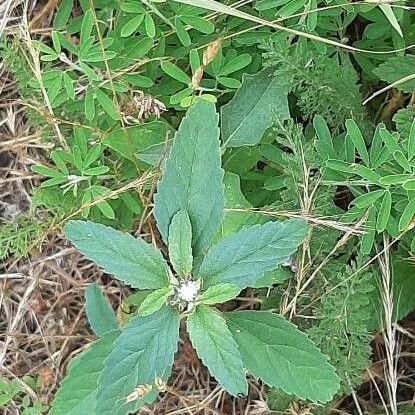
[{"xmin": 221, "ymin": 68, "xmax": 289, "ymax": 147}]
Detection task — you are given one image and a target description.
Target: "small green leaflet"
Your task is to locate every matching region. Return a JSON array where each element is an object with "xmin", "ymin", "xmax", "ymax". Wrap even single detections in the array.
[
  {"xmin": 346, "ymin": 119, "xmax": 369, "ymax": 166},
  {"xmin": 197, "ymin": 283, "xmax": 240, "ymax": 305},
  {"xmin": 168, "ymin": 210, "xmax": 193, "ymax": 278},
  {"xmin": 187, "ymin": 305, "xmax": 247, "ymax": 396},
  {"xmin": 137, "ymin": 287, "xmax": 173, "ymax": 317},
  {"xmin": 376, "ymin": 191, "xmax": 392, "ymax": 232},
  {"xmin": 51, "ymin": 331, "xmax": 120, "ymax": 415},
  {"xmin": 226, "ymin": 311, "xmax": 339, "ymax": 403},
  {"xmin": 199, "ymin": 219, "xmax": 307, "ymax": 288},
  {"xmin": 154, "ymin": 100, "xmax": 224, "ymax": 259},
  {"xmin": 399, "ymin": 198, "xmax": 415, "ymax": 231},
  {"xmin": 221, "ymin": 68, "xmax": 289, "ymax": 147},
  {"xmin": 85, "ymin": 283, "xmax": 118, "ymax": 336},
  {"xmin": 64, "ymin": 221, "xmax": 169, "ymax": 289},
  {"xmin": 96, "ymin": 307, "xmax": 180, "ymax": 415}
]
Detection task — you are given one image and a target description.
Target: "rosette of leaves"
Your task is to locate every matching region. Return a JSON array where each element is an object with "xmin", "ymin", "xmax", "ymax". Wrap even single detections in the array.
[{"xmin": 51, "ymin": 100, "xmax": 339, "ymax": 415}]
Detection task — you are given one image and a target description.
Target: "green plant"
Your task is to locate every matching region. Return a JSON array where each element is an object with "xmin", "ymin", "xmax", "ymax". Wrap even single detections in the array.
[
  {"xmin": 51, "ymin": 100, "xmax": 339, "ymax": 415},
  {"xmin": 0, "ymin": 376, "xmax": 48, "ymax": 414}
]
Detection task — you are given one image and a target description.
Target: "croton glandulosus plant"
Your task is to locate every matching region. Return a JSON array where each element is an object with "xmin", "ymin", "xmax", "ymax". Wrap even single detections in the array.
[{"xmin": 51, "ymin": 100, "xmax": 339, "ymax": 415}]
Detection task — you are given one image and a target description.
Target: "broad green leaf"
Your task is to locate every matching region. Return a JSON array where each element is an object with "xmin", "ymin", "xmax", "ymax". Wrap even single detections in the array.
[
  {"xmin": 187, "ymin": 305, "xmax": 247, "ymax": 396},
  {"xmin": 399, "ymin": 198, "xmax": 415, "ymax": 231},
  {"xmin": 352, "ymin": 190, "xmax": 384, "ymax": 208},
  {"xmin": 226, "ymin": 311, "xmax": 339, "ymax": 403},
  {"xmin": 85, "ymin": 283, "xmax": 118, "ymax": 336},
  {"xmin": 197, "ymin": 283, "xmax": 241, "ymax": 305},
  {"xmin": 31, "ymin": 165, "xmax": 63, "ymax": 178},
  {"xmin": 376, "ymin": 191, "xmax": 392, "ymax": 232},
  {"xmin": 221, "ymin": 68, "xmax": 289, "ymax": 147},
  {"xmin": 373, "ymin": 56, "xmax": 415, "ymax": 93},
  {"xmin": 137, "ymin": 287, "xmax": 173, "ymax": 316},
  {"xmin": 214, "ymin": 172, "xmax": 263, "ymax": 242},
  {"xmin": 96, "ymin": 307, "xmax": 180, "ymax": 415},
  {"xmin": 168, "ymin": 210, "xmax": 193, "ymax": 277},
  {"xmin": 352, "ymin": 165, "xmax": 381, "ymax": 183},
  {"xmin": 103, "ymin": 121, "xmax": 172, "ymax": 164},
  {"xmin": 154, "ymin": 100, "xmax": 224, "ymax": 258},
  {"xmin": 51, "ymin": 331, "xmax": 120, "ymax": 415},
  {"xmin": 160, "ymin": 61, "xmax": 191, "ymax": 84},
  {"xmin": 64, "ymin": 220, "xmax": 168, "ymax": 289},
  {"xmin": 345, "ymin": 119, "xmax": 369, "ymax": 165},
  {"xmin": 199, "ymin": 219, "xmax": 307, "ymax": 289}
]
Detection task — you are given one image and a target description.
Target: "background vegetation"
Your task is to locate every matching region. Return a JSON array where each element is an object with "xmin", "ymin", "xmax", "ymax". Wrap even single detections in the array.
[{"xmin": 1, "ymin": 0, "xmax": 415, "ymax": 413}]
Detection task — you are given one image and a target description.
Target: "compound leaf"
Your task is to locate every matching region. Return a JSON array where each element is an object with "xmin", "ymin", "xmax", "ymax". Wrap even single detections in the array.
[
  {"xmin": 226, "ymin": 311, "xmax": 339, "ymax": 403},
  {"xmin": 187, "ymin": 305, "xmax": 247, "ymax": 396},
  {"xmin": 85, "ymin": 283, "xmax": 118, "ymax": 336},
  {"xmin": 64, "ymin": 221, "xmax": 168, "ymax": 289},
  {"xmin": 221, "ymin": 68, "xmax": 289, "ymax": 147},
  {"xmin": 96, "ymin": 307, "xmax": 180, "ymax": 415},
  {"xmin": 51, "ymin": 330, "xmax": 120, "ymax": 415},
  {"xmin": 199, "ymin": 220, "xmax": 307, "ymax": 288},
  {"xmin": 154, "ymin": 100, "xmax": 224, "ymax": 258}
]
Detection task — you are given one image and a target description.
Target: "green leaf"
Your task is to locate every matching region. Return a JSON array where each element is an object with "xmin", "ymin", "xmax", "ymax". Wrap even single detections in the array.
[
  {"xmin": 379, "ymin": 4, "xmax": 402, "ymax": 37},
  {"xmin": 160, "ymin": 61, "xmax": 191, "ymax": 84},
  {"xmin": 121, "ymin": 15, "xmax": 144, "ymax": 37},
  {"xmin": 64, "ymin": 220, "xmax": 168, "ymax": 289},
  {"xmin": 103, "ymin": 121, "xmax": 172, "ymax": 164},
  {"xmin": 187, "ymin": 305, "xmax": 247, "ymax": 396},
  {"xmin": 175, "ymin": 18, "xmax": 191, "ymax": 46},
  {"xmin": 226, "ymin": 311, "xmax": 339, "ymax": 403},
  {"xmin": 85, "ymin": 283, "xmax": 118, "ymax": 336},
  {"xmin": 154, "ymin": 100, "xmax": 224, "ymax": 259},
  {"xmin": 399, "ymin": 198, "xmax": 415, "ymax": 231},
  {"xmin": 197, "ymin": 283, "xmax": 241, "ymax": 305},
  {"xmin": 96, "ymin": 307, "xmax": 179, "ymax": 415},
  {"xmin": 408, "ymin": 118, "xmax": 415, "ymax": 160},
  {"xmin": 199, "ymin": 219, "xmax": 307, "ymax": 289},
  {"xmin": 352, "ymin": 189, "xmax": 384, "ymax": 208},
  {"xmin": 393, "ymin": 150, "xmax": 411, "ymax": 172},
  {"xmin": 373, "ymin": 56, "xmax": 415, "ymax": 94},
  {"xmin": 181, "ymin": 15, "xmax": 214, "ymax": 33},
  {"xmin": 137, "ymin": 287, "xmax": 173, "ymax": 316},
  {"xmin": 220, "ymin": 53, "xmax": 252, "ymax": 76},
  {"xmin": 85, "ymin": 86, "xmax": 95, "ymax": 121},
  {"xmin": 221, "ymin": 68, "xmax": 289, "ymax": 147},
  {"xmin": 379, "ymin": 174, "xmax": 412, "ymax": 185},
  {"xmin": 168, "ymin": 210, "xmax": 193, "ymax": 278},
  {"xmin": 50, "ymin": 331, "xmax": 120, "ymax": 415},
  {"xmin": 376, "ymin": 191, "xmax": 392, "ymax": 232},
  {"xmin": 313, "ymin": 115, "xmax": 335, "ymax": 160},
  {"xmin": 144, "ymin": 13, "xmax": 156, "ymax": 37},
  {"xmin": 345, "ymin": 119, "xmax": 369, "ymax": 165},
  {"xmin": 96, "ymin": 89, "xmax": 120, "ymax": 120},
  {"xmin": 53, "ymin": 0, "xmax": 74, "ymax": 29},
  {"xmin": 361, "ymin": 208, "xmax": 376, "ymax": 255}
]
